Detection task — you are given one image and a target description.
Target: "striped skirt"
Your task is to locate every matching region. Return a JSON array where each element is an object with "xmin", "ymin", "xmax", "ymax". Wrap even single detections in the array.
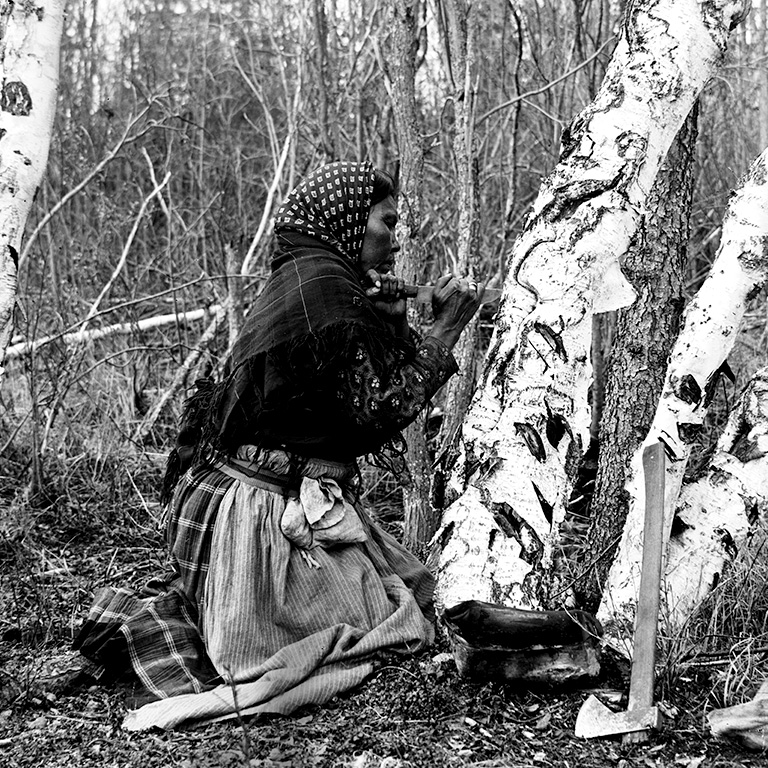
[{"xmin": 74, "ymin": 448, "xmax": 435, "ymax": 730}]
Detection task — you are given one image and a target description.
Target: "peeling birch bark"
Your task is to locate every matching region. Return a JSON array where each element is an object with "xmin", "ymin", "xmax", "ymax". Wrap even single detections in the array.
[
  {"xmin": 597, "ymin": 148, "xmax": 768, "ymax": 650},
  {"xmin": 432, "ymin": 0, "xmax": 749, "ymax": 616},
  {"xmin": 0, "ymin": 1, "xmax": 64, "ymax": 372},
  {"xmin": 708, "ymin": 675, "xmax": 768, "ymax": 750},
  {"xmin": 663, "ymin": 374, "xmax": 768, "ymax": 633}
]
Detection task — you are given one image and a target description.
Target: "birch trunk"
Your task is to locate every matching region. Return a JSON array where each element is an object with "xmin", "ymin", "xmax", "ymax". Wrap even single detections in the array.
[
  {"xmin": 431, "ymin": 0, "xmax": 749, "ymax": 616},
  {"xmin": 597, "ymin": 147, "xmax": 768, "ymax": 649},
  {"xmin": 663, "ymin": 367, "xmax": 768, "ymax": 634},
  {"xmin": 581, "ymin": 107, "xmax": 697, "ymax": 607},
  {"xmin": 0, "ymin": 1, "xmax": 64, "ymax": 371},
  {"xmin": 382, "ymin": 0, "xmax": 433, "ymax": 550}
]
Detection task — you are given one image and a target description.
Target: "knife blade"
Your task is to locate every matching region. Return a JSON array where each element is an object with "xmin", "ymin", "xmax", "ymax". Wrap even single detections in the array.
[{"xmin": 403, "ymin": 284, "xmax": 502, "ymax": 305}]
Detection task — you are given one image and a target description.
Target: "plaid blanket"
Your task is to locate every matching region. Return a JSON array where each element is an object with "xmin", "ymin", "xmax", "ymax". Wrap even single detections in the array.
[{"xmin": 74, "ymin": 450, "xmax": 435, "ymax": 730}]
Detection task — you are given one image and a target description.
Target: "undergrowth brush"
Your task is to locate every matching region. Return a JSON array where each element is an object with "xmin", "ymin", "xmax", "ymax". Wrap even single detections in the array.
[{"xmin": 662, "ymin": 524, "xmax": 768, "ymax": 712}]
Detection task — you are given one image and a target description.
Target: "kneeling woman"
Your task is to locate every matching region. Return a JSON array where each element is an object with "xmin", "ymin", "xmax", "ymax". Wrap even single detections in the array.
[{"xmin": 74, "ymin": 161, "xmax": 484, "ymax": 730}]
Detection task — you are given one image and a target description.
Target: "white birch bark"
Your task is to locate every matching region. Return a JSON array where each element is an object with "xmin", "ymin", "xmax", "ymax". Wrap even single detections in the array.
[
  {"xmin": 597, "ymin": 148, "xmax": 768, "ymax": 649},
  {"xmin": 708, "ymin": 675, "xmax": 768, "ymax": 750},
  {"xmin": 432, "ymin": 0, "xmax": 749, "ymax": 615},
  {"xmin": 663, "ymin": 368, "xmax": 768, "ymax": 633},
  {"xmin": 0, "ymin": 1, "xmax": 65, "ymax": 372}
]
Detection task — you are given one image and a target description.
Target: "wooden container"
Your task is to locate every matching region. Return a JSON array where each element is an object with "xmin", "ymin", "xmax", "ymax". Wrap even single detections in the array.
[{"xmin": 443, "ymin": 599, "xmax": 602, "ymax": 685}]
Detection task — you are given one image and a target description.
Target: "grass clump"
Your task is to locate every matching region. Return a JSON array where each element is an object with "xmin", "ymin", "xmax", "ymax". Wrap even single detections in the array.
[{"xmin": 662, "ymin": 523, "xmax": 768, "ymax": 711}]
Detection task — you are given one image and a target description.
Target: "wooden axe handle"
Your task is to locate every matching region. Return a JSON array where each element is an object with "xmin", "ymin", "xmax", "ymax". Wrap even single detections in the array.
[{"xmin": 624, "ymin": 442, "xmax": 666, "ymax": 744}]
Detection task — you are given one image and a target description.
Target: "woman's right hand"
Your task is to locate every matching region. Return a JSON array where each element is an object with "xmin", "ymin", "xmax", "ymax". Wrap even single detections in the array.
[{"xmin": 429, "ymin": 274, "xmax": 485, "ymax": 350}]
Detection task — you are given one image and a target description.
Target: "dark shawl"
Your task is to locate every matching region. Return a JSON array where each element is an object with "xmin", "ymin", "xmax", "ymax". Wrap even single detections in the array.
[{"xmin": 162, "ymin": 161, "xmax": 409, "ymax": 501}]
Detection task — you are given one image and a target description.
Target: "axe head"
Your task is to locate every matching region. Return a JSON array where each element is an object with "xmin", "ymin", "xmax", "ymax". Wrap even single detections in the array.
[{"xmin": 575, "ymin": 694, "xmax": 661, "ymax": 739}]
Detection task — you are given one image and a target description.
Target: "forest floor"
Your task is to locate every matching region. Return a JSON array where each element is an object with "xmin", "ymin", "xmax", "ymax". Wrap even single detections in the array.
[{"xmin": 0, "ymin": 460, "xmax": 763, "ymax": 768}]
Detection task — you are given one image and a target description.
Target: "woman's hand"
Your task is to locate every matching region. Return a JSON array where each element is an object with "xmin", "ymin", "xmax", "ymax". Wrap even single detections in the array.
[
  {"xmin": 365, "ymin": 269, "xmax": 409, "ymax": 336},
  {"xmin": 429, "ymin": 274, "xmax": 485, "ymax": 350}
]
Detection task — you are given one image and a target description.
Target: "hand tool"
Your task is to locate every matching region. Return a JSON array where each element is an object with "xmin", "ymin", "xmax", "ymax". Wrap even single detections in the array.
[
  {"xmin": 574, "ymin": 442, "xmax": 666, "ymax": 741},
  {"xmin": 404, "ymin": 284, "xmax": 502, "ymax": 305}
]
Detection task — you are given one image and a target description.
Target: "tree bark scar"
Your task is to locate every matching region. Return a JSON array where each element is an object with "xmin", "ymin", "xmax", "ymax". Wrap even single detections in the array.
[
  {"xmin": 599, "ymin": 77, "xmax": 625, "ymax": 112},
  {"xmin": 514, "ymin": 421, "xmax": 546, "ymax": 462},
  {"xmin": 658, "ymin": 434, "xmax": 679, "ymax": 461},
  {"xmin": 531, "ymin": 481, "xmax": 554, "ymax": 524},
  {"xmin": 534, "ymin": 322, "xmax": 568, "ymax": 362},
  {"xmin": 544, "ymin": 399, "xmax": 572, "ymax": 448},
  {"xmin": 713, "ymin": 527, "xmax": 737, "ymax": 558},
  {"xmin": 701, "ymin": 0, "xmax": 748, "ymax": 43},
  {"xmin": 1, "ymin": 81, "xmax": 33, "ymax": 115},
  {"xmin": 676, "ymin": 373, "xmax": 702, "ymax": 405},
  {"xmin": 437, "ymin": 520, "xmax": 455, "ymax": 552},
  {"xmin": 490, "ymin": 501, "xmax": 543, "ymax": 565},
  {"xmin": 616, "ymin": 130, "xmax": 646, "ymax": 159},
  {"xmin": 13, "ymin": 148, "xmax": 31, "ymax": 165},
  {"xmin": 703, "ymin": 359, "xmax": 735, "ymax": 407}
]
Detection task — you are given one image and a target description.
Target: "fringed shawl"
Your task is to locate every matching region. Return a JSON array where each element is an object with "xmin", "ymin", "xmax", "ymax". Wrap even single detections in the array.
[
  {"xmin": 162, "ymin": 161, "xmax": 409, "ymax": 502},
  {"xmin": 216, "ymin": 230, "xmax": 401, "ymax": 448}
]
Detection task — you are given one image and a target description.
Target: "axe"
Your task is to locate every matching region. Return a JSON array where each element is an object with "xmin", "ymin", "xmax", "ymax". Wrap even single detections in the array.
[{"xmin": 575, "ymin": 442, "xmax": 666, "ymax": 741}]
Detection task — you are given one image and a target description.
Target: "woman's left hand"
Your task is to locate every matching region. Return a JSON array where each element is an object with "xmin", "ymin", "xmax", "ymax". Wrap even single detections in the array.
[{"xmin": 365, "ymin": 269, "xmax": 407, "ymax": 320}]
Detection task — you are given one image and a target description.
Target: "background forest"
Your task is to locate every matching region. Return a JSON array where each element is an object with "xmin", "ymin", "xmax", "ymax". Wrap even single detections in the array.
[{"xmin": 1, "ymin": 0, "xmax": 767, "ymax": 765}]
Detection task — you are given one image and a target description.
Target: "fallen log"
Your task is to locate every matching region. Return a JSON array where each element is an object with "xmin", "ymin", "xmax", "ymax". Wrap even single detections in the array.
[{"xmin": 3, "ymin": 306, "xmax": 223, "ymax": 361}]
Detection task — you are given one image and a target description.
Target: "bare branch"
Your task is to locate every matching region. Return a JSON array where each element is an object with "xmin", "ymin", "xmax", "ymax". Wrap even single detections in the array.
[
  {"xmin": 478, "ymin": 36, "xmax": 616, "ymax": 124},
  {"xmin": 18, "ymin": 102, "xmax": 158, "ymax": 272},
  {"xmin": 77, "ymin": 171, "xmax": 171, "ymax": 334}
]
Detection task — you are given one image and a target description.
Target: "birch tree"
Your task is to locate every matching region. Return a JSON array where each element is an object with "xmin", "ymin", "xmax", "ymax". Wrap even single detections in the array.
[
  {"xmin": 0, "ymin": 1, "xmax": 64, "ymax": 369},
  {"xmin": 664, "ymin": 367, "xmax": 768, "ymax": 634},
  {"xmin": 597, "ymin": 147, "xmax": 768, "ymax": 647},
  {"xmin": 431, "ymin": 0, "xmax": 749, "ymax": 615}
]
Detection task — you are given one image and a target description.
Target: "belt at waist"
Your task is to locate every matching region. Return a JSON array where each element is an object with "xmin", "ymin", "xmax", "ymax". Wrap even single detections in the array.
[{"xmin": 213, "ymin": 458, "xmax": 298, "ymax": 495}]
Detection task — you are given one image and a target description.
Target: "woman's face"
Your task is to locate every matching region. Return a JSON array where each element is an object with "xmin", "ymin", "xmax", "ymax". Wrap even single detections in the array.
[{"xmin": 359, "ymin": 196, "xmax": 400, "ymax": 275}]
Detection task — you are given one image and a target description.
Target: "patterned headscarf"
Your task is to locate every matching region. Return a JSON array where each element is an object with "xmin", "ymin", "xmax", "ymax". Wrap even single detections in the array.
[{"xmin": 274, "ymin": 161, "xmax": 376, "ymax": 263}]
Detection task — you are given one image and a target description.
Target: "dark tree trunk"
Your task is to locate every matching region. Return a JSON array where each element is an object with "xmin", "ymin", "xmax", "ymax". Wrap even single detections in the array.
[
  {"xmin": 429, "ymin": 0, "xmax": 482, "ymax": 541},
  {"xmin": 579, "ymin": 106, "xmax": 699, "ymax": 609},
  {"xmin": 383, "ymin": 0, "xmax": 435, "ymax": 552}
]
